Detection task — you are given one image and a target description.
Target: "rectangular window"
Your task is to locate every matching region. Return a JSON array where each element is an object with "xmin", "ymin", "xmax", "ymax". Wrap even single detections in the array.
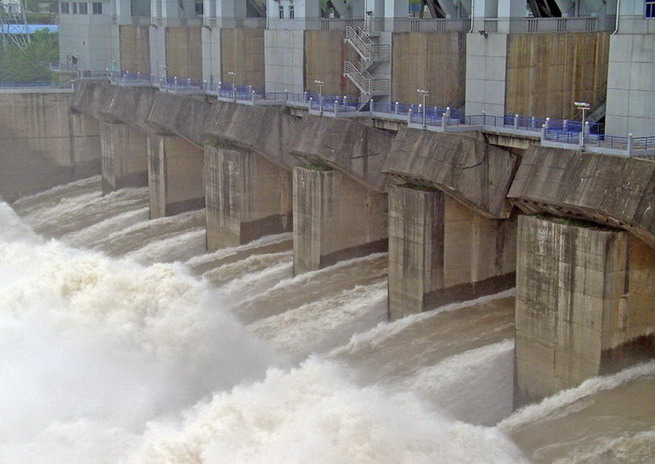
[
  {"xmin": 92, "ymin": 2, "xmax": 102, "ymax": 14},
  {"xmin": 289, "ymin": 5, "xmax": 294, "ymax": 19},
  {"xmin": 195, "ymin": 1, "xmax": 203, "ymax": 15},
  {"xmin": 278, "ymin": 5, "xmax": 284, "ymax": 19},
  {"xmin": 79, "ymin": 2, "xmax": 88, "ymax": 14},
  {"xmin": 646, "ymin": 1, "xmax": 655, "ymax": 17},
  {"xmin": 61, "ymin": 2, "xmax": 70, "ymax": 13},
  {"xmin": 72, "ymin": 2, "xmax": 77, "ymax": 13}
]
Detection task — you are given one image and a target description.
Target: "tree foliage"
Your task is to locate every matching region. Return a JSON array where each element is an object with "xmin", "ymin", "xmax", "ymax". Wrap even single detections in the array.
[{"xmin": 0, "ymin": 29, "xmax": 58, "ymax": 83}]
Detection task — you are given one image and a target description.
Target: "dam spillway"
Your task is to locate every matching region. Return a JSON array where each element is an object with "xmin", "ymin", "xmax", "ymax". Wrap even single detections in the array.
[{"xmin": 0, "ymin": 83, "xmax": 654, "ymax": 462}]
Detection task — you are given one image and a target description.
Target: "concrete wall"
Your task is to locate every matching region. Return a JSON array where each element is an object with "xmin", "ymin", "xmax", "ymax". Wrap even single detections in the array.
[
  {"xmin": 388, "ymin": 185, "xmax": 516, "ymax": 319},
  {"xmin": 305, "ymin": 30, "xmax": 359, "ymax": 97},
  {"xmin": 506, "ymin": 33, "xmax": 610, "ymax": 119},
  {"xmin": 265, "ymin": 29, "xmax": 305, "ymax": 94},
  {"xmin": 392, "ymin": 32, "xmax": 466, "ymax": 108},
  {"xmin": 100, "ymin": 122, "xmax": 149, "ymax": 194},
  {"xmin": 205, "ymin": 146, "xmax": 292, "ymax": 250},
  {"xmin": 58, "ymin": 13, "xmax": 113, "ymax": 72},
  {"xmin": 293, "ymin": 167, "xmax": 388, "ymax": 274},
  {"xmin": 0, "ymin": 91, "xmax": 100, "ymax": 201},
  {"xmin": 147, "ymin": 134, "xmax": 205, "ymax": 218},
  {"xmin": 515, "ymin": 215, "xmax": 655, "ymax": 406},
  {"xmin": 606, "ymin": 33, "xmax": 655, "ymax": 137},
  {"xmin": 220, "ymin": 28, "xmax": 266, "ymax": 90},
  {"xmin": 166, "ymin": 27, "xmax": 203, "ymax": 80},
  {"xmin": 119, "ymin": 25, "xmax": 151, "ymax": 74},
  {"xmin": 465, "ymin": 33, "xmax": 508, "ymax": 117}
]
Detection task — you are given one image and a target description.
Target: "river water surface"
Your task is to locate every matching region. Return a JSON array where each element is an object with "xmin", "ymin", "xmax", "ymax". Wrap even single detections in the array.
[{"xmin": 1, "ymin": 176, "xmax": 653, "ymax": 463}]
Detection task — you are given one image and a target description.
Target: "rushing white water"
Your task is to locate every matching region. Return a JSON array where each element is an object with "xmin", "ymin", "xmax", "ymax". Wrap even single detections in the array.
[
  {"xmin": 0, "ymin": 194, "xmax": 527, "ymax": 463},
  {"xmin": 3, "ymin": 179, "xmax": 652, "ymax": 463}
]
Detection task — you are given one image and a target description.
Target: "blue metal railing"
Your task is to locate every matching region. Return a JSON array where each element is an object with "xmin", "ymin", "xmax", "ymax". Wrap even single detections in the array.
[
  {"xmin": 0, "ymin": 81, "xmax": 56, "ymax": 88},
  {"xmin": 94, "ymin": 70, "xmax": 655, "ymax": 155}
]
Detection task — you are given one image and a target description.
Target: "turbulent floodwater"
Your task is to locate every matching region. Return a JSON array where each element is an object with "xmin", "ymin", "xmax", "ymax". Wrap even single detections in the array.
[{"xmin": 1, "ymin": 176, "xmax": 653, "ymax": 463}]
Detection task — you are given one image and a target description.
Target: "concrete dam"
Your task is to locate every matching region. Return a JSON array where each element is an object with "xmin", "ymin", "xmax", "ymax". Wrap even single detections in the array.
[{"xmin": 0, "ymin": 82, "xmax": 654, "ymax": 462}]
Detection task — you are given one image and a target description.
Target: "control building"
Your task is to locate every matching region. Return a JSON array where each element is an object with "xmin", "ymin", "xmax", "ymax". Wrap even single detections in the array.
[{"xmin": 56, "ymin": 0, "xmax": 655, "ymax": 136}]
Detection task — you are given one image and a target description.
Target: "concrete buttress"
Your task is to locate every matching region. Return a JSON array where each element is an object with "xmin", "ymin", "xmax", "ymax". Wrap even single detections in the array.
[
  {"xmin": 515, "ymin": 215, "xmax": 655, "ymax": 406},
  {"xmin": 147, "ymin": 134, "xmax": 205, "ymax": 218},
  {"xmin": 204, "ymin": 146, "xmax": 292, "ymax": 250},
  {"xmin": 293, "ymin": 167, "xmax": 388, "ymax": 275}
]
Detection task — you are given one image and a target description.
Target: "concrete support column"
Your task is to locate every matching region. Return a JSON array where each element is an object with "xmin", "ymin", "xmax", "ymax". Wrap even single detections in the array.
[
  {"xmin": 515, "ymin": 215, "xmax": 655, "ymax": 407},
  {"xmin": 204, "ymin": 146, "xmax": 292, "ymax": 251},
  {"xmin": 69, "ymin": 111, "xmax": 102, "ymax": 180},
  {"xmin": 388, "ymin": 185, "xmax": 516, "ymax": 320},
  {"xmin": 293, "ymin": 167, "xmax": 388, "ymax": 275},
  {"xmin": 388, "ymin": 185, "xmax": 444, "ymax": 320},
  {"xmin": 100, "ymin": 122, "xmax": 148, "ymax": 195},
  {"xmin": 147, "ymin": 134, "xmax": 205, "ymax": 218}
]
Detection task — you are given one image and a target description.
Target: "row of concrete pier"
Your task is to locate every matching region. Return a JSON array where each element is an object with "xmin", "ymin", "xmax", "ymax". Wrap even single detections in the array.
[{"xmin": 1, "ymin": 81, "xmax": 653, "ymax": 407}]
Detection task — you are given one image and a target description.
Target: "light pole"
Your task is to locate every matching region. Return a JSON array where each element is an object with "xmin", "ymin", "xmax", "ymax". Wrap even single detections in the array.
[
  {"xmin": 574, "ymin": 101, "xmax": 590, "ymax": 145},
  {"xmin": 228, "ymin": 71, "xmax": 237, "ymax": 101},
  {"xmin": 314, "ymin": 79, "xmax": 324, "ymax": 114},
  {"xmin": 417, "ymin": 89, "xmax": 429, "ymax": 128}
]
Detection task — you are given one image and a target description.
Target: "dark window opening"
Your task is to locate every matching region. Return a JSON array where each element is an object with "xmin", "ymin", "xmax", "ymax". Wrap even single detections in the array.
[
  {"xmin": 79, "ymin": 2, "xmax": 88, "ymax": 14},
  {"xmin": 646, "ymin": 1, "xmax": 655, "ymax": 17},
  {"xmin": 278, "ymin": 5, "xmax": 284, "ymax": 19},
  {"xmin": 92, "ymin": 2, "xmax": 102, "ymax": 14},
  {"xmin": 289, "ymin": 5, "xmax": 294, "ymax": 19},
  {"xmin": 61, "ymin": 2, "xmax": 70, "ymax": 13}
]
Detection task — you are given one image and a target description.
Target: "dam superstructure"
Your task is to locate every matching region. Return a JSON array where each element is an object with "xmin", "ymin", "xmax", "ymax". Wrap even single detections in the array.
[{"xmin": 1, "ymin": 0, "xmax": 654, "ymax": 413}]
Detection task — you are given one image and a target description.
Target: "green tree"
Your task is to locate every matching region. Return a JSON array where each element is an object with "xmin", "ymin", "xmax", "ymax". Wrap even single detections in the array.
[{"xmin": 0, "ymin": 29, "xmax": 58, "ymax": 83}]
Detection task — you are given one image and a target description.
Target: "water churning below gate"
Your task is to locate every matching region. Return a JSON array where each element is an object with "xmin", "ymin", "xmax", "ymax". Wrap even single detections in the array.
[{"xmin": 0, "ymin": 176, "xmax": 653, "ymax": 463}]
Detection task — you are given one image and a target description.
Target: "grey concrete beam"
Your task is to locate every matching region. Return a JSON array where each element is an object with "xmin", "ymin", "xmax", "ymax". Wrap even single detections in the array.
[
  {"xmin": 290, "ymin": 115, "xmax": 394, "ymax": 193},
  {"xmin": 383, "ymin": 127, "xmax": 518, "ymax": 219},
  {"xmin": 70, "ymin": 80, "xmax": 120, "ymax": 123},
  {"xmin": 147, "ymin": 92, "xmax": 213, "ymax": 148},
  {"xmin": 103, "ymin": 86, "xmax": 159, "ymax": 135},
  {"xmin": 203, "ymin": 100, "xmax": 300, "ymax": 171},
  {"xmin": 508, "ymin": 146, "xmax": 655, "ymax": 249}
]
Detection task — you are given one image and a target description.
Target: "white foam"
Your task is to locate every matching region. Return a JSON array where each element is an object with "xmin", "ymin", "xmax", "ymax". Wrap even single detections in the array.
[
  {"xmin": 404, "ymin": 340, "xmax": 515, "ymax": 426},
  {"xmin": 0, "ymin": 231, "xmax": 274, "ymax": 463},
  {"xmin": 329, "ymin": 289, "xmax": 515, "ymax": 359},
  {"xmin": 62, "ymin": 207, "xmax": 150, "ymax": 249},
  {"xmin": 498, "ymin": 360, "xmax": 655, "ymax": 433},
  {"xmin": 249, "ymin": 281, "xmax": 388, "ymax": 361},
  {"xmin": 185, "ymin": 232, "xmax": 293, "ymax": 268},
  {"xmin": 128, "ymin": 358, "xmax": 527, "ymax": 464},
  {"xmin": 125, "ymin": 228, "xmax": 207, "ymax": 265}
]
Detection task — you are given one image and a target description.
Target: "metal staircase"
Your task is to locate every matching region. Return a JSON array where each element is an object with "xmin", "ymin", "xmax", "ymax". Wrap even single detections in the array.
[
  {"xmin": 343, "ymin": 26, "xmax": 390, "ymax": 106},
  {"xmin": 0, "ymin": 0, "xmax": 29, "ymax": 51}
]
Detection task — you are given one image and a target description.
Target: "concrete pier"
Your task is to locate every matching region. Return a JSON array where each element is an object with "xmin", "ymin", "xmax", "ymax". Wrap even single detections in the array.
[
  {"xmin": 384, "ymin": 130, "xmax": 518, "ymax": 318},
  {"xmin": 147, "ymin": 134, "xmax": 205, "ymax": 218},
  {"xmin": 293, "ymin": 166, "xmax": 388, "ymax": 275},
  {"xmin": 389, "ymin": 185, "xmax": 516, "ymax": 320},
  {"xmin": 515, "ymin": 215, "xmax": 655, "ymax": 406},
  {"xmin": 100, "ymin": 122, "xmax": 148, "ymax": 194},
  {"xmin": 204, "ymin": 146, "xmax": 292, "ymax": 250}
]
